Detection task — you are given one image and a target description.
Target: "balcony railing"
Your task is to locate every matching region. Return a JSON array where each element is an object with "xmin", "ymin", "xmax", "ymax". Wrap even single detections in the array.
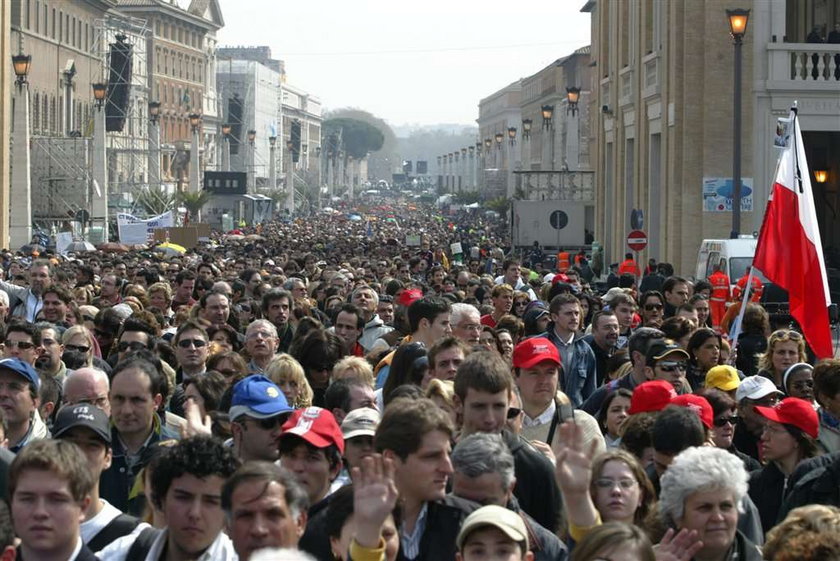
[
  {"xmin": 514, "ymin": 170, "xmax": 594, "ymax": 202},
  {"xmin": 768, "ymin": 43, "xmax": 840, "ymax": 89}
]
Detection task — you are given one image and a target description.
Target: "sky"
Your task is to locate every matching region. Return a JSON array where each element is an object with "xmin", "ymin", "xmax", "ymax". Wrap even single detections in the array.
[{"xmin": 216, "ymin": 0, "xmax": 591, "ymax": 128}]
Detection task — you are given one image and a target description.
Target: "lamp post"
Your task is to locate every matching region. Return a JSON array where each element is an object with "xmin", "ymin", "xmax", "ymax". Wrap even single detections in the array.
[
  {"xmin": 147, "ymin": 101, "xmax": 161, "ymax": 190},
  {"xmin": 461, "ymin": 147, "xmax": 467, "ymax": 192},
  {"xmin": 542, "ymin": 104, "xmax": 555, "ymax": 171},
  {"xmin": 566, "ymin": 86, "xmax": 581, "ymax": 171},
  {"xmin": 9, "ymin": 52, "xmax": 33, "ymax": 248},
  {"xmin": 91, "ymin": 82, "xmax": 109, "ymax": 242},
  {"xmin": 475, "ymin": 142, "xmax": 482, "ymax": 192},
  {"xmin": 221, "ymin": 123, "xmax": 231, "ymax": 171},
  {"xmin": 285, "ymin": 139, "xmax": 295, "ymax": 214},
  {"xmin": 814, "ymin": 170, "xmax": 828, "ymax": 184},
  {"xmin": 494, "ymin": 132, "xmax": 503, "ymax": 170},
  {"xmin": 507, "ymin": 127, "xmax": 517, "ymax": 198},
  {"xmin": 268, "ymin": 136, "xmax": 277, "ymax": 194},
  {"xmin": 247, "ymin": 129, "xmax": 256, "ymax": 193},
  {"xmin": 188, "ymin": 113, "xmax": 202, "ymax": 194},
  {"xmin": 468, "ymin": 145, "xmax": 475, "ymax": 190},
  {"xmin": 726, "ymin": 8, "xmax": 749, "ymax": 238}
]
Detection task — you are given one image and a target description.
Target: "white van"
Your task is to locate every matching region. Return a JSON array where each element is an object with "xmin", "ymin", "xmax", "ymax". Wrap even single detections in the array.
[{"xmin": 695, "ymin": 237, "xmax": 768, "ymax": 289}]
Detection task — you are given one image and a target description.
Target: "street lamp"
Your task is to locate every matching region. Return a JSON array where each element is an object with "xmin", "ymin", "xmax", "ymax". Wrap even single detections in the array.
[
  {"xmin": 148, "ymin": 101, "xmax": 161, "ymax": 123},
  {"xmin": 484, "ymin": 138, "xmax": 492, "ymax": 150},
  {"xmin": 815, "ymin": 170, "xmax": 828, "ymax": 184},
  {"xmin": 566, "ymin": 87, "xmax": 581, "ymax": 115},
  {"xmin": 188, "ymin": 112, "xmax": 201, "ymax": 132},
  {"xmin": 507, "ymin": 127, "xmax": 517, "ymax": 145},
  {"xmin": 92, "ymin": 82, "xmax": 107, "ymax": 110},
  {"xmin": 726, "ymin": 7, "xmax": 749, "ymax": 238},
  {"xmin": 269, "ymin": 135, "xmax": 277, "ymax": 147},
  {"xmin": 221, "ymin": 123, "xmax": 231, "ymax": 137},
  {"xmin": 522, "ymin": 118, "xmax": 532, "ymax": 139},
  {"xmin": 541, "ymin": 105, "xmax": 554, "ymax": 128},
  {"xmin": 494, "ymin": 132, "xmax": 504, "ymax": 149},
  {"xmin": 12, "ymin": 53, "xmax": 31, "ymax": 88},
  {"xmin": 247, "ymin": 129, "xmax": 257, "ymax": 145},
  {"xmin": 475, "ymin": 141, "xmax": 482, "ymax": 154}
]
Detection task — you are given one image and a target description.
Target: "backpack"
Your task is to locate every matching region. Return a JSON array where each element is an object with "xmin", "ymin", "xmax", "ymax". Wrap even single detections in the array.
[
  {"xmin": 87, "ymin": 513, "xmax": 141, "ymax": 553},
  {"xmin": 125, "ymin": 527, "xmax": 163, "ymax": 561}
]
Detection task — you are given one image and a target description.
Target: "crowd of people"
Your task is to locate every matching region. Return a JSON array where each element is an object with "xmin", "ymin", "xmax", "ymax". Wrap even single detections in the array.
[{"xmin": 0, "ymin": 200, "xmax": 839, "ymax": 561}]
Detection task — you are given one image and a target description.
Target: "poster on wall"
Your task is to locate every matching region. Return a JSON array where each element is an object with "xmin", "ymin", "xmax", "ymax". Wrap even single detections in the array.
[{"xmin": 702, "ymin": 177, "xmax": 753, "ymax": 213}]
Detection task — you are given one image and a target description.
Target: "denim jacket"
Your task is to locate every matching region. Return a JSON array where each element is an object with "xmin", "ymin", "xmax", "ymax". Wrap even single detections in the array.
[{"xmin": 538, "ymin": 325, "xmax": 597, "ymax": 407}]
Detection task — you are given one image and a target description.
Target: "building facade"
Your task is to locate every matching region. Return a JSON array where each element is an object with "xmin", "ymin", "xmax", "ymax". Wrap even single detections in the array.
[
  {"xmin": 583, "ymin": 0, "xmax": 840, "ymax": 275},
  {"xmin": 476, "ymin": 80, "xmax": 521, "ymax": 198}
]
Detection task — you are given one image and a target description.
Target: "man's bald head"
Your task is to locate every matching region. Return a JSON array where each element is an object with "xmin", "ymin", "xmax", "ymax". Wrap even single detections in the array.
[{"xmin": 63, "ymin": 367, "xmax": 111, "ymax": 417}]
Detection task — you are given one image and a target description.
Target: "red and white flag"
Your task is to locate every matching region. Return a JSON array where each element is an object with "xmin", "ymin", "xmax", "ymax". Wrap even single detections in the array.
[{"xmin": 753, "ymin": 108, "xmax": 833, "ymax": 358}]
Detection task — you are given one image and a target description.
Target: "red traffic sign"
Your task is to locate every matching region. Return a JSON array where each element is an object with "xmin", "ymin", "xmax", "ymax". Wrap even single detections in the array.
[{"xmin": 627, "ymin": 230, "xmax": 648, "ymax": 251}]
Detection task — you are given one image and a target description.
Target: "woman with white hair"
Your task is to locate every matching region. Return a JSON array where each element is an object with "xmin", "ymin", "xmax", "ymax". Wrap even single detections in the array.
[{"xmin": 659, "ymin": 446, "xmax": 762, "ymax": 561}]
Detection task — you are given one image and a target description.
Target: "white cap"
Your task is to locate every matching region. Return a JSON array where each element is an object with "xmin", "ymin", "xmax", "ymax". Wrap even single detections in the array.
[{"xmin": 735, "ymin": 375, "xmax": 783, "ymax": 403}]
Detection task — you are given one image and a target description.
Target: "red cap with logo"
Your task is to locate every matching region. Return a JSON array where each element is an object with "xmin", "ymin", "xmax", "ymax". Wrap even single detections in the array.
[
  {"xmin": 281, "ymin": 406, "xmax": 345, "ymax": 454},
  {"xmin": 513, "ymin": 337, "xmax": 560, "ymax": 369},
  {"xmin": 398, "ymin": 288, "xmax": 424, "ymax": 308},
  {"xmin": 671, "ymin": 394, "xmax": 714, "ymax": 429},
  {"xmin": 628, "ymin": 380, "xmax": 677, "ymax": 415},
  {"xmin": 754, "ymin": 397, "xmax": 819, "ymax": 439}
]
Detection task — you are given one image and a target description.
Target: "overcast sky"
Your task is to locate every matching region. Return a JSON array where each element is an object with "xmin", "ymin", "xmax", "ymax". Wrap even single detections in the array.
[{"xmin": 216, "ymin": 0, "xmax": 591, "ymax": 128}]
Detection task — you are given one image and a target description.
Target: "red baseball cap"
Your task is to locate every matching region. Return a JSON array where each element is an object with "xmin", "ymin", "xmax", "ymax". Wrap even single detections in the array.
[
  {"xmin": 671, "ymin": 394, "xmax": 713, "ymax": 430},
  {"xmin": 398, "ymin": 288, "xmax": 424, "ymax": 308},
  {"xmin": 281, "ymin": 407, "xmax": 345, "ymax": 454},
  {"xmin": 754, "ymin": 397, "xmax": 819, "ymax": 439},
  {"xmin": 513, "ymin": 337, "xmax": 560, "ymax": 370},
  {"xmin": 628, "ymin": 380, "xmax": 677, "ymax": 415}
]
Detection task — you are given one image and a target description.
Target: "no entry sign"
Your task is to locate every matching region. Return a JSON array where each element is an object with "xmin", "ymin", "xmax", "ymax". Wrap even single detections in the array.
[{"xmin": 627, "ymin": 230, "xmax": 648, "ymax": 251}]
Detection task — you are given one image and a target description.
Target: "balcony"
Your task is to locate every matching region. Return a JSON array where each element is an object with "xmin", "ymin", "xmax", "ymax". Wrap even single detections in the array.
[
  {"xmin": 767, "ymin": 43, "xmax": 840, "ymax": 91},
  {"xmin": 514, "ymin": 170, "xmax": 594, "ymax": 202}
]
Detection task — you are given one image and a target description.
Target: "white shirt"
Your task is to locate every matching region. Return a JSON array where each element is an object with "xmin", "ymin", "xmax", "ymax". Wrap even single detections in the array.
[
  {"xmin": 81, "ymin": 499, "xmax": 149, "ymax": 546},
  {"xmin": 97, "ymin": 528, "xmax": 237, "ymax": 561},
  {"xmin": 522, "ymin": 399, "xmax": 556, "ymax": 428}
]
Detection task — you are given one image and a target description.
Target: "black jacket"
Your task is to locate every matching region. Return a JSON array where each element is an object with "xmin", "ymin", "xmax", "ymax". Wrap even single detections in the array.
[
  {"xmin": 502, "ymin": 430, "xmax": 563, "ymax": 533},
  {"xmin": 299, "ymin": 494, "xmax": 334, "ymax": 561},
  {"xmin": 779, "ymin": 452, "xmax": 840, "ymax": 522},
  {"xmin": 748, "ymin": 461, "xmax": 787, "ymax": 534},
  {"xmin": 513, "ymin": 501, "xmax": 568, "ymax": 561},
  {"xmin": 732, "ymin": 418, "xmax": 761, "ymax": 462},
  {"xmin": 17, "ymin": 543, "xmax": 99, "ymax": 561},
  {"xmin": 396, "ymin": 496, "xmax": 479, "ymax": 561}
]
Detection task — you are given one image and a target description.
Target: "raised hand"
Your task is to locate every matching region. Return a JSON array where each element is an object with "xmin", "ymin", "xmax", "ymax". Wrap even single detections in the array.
[
  {"xmin": 352, "ymin": 454, "xmax": 399, "ymax": 548},
  {"xmin": 655, "ymin": 528, "xmax": 704, "ymax": 561},
  {"xmin": 180, "ymin": 398, "xmax": 213, "ymax": 439},
  {"xmin": 552, "ymin": 419, "xmax": 597, "ymax": 495}
]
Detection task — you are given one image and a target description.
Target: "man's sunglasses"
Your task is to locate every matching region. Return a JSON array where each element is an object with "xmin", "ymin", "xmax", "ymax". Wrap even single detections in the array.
[
  {"xmin": 644, "ymin": 304, "xmax": 663, "ymax": 311},
  {"xmin": 657, "ymin": 361, "xmax": 687, "ymax": 372},
  {"xmin": 177, "ymin": 339, "xmax": 208, "ymax": 349},
  {"xmin": 118, "ymin": 341, "xmax": 147, "ymax": 352},
  {"xmin": 4, "ymin": 340, "xmax": 34, "ymax": 349},
  {"xmin": 713, "ymin": 415, "xmax": 738, "ymax": 427},
  {"xmin": 507, "ymin": 407, "xmax": 522, "ymax": 420}
]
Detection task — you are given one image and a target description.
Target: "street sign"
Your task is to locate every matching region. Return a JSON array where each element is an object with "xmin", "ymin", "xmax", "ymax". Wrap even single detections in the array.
[
  {"xmin": 627, "ymin": 230, "xmax": 648, "ymax": 251},
  {"xmin": 549, "ymin": 210, "xmax": 569, "ymax": 230}
]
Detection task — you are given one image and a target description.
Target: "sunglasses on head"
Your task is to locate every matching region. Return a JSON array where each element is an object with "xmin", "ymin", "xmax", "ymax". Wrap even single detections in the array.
[{"xmin": 713, "ymin": 415, "xmax": 738, "ymax": 427}]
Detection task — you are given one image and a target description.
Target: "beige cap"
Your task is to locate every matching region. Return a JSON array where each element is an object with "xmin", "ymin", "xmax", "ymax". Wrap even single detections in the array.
[
  {"xmin": 340, "ymin": 407, "xmax": 380, "ymax": 440},
  {"xmin": 456, "ymin": 505, "xmax": 529, "ymax": 552}
]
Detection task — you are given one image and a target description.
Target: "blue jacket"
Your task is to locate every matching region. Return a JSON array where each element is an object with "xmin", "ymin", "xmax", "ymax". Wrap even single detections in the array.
[{"xmin": 538, "ymin": 325, "xmax": 597, "ymax": 407}]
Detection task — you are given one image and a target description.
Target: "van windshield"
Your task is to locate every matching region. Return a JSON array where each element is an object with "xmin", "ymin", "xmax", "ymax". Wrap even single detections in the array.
[{"xmin": 730, "ymin": 258, "xmax": 768, "ymax": 283}]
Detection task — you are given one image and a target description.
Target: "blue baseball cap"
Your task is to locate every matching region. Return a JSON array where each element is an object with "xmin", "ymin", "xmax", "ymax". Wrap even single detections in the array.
[
  {"xmin": 229, "ymin": 375, "xmax": 293, "ymax": 421},
  {"xmin": 0, "ymin": 358, "xmax": 40, "ymax": 391}
]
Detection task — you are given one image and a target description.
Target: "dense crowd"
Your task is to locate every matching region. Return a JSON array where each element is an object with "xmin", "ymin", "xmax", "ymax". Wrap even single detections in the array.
[{"xmin": 0, "ymin": 200, "xmax": 838, "ymax": 561}]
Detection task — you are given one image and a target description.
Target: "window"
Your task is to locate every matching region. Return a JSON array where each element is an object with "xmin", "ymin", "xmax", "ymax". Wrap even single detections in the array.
[
  {"xmin": 58, "ymin": 9, "xmax": 62, "ymax": 42},
  {"xmin": 32, "ymin": 92, "xmax": 40, "ymax": 133},
  {"xmin": 71, "ymin": 16, "xmax": 76, "ymax": 47},
  {"xmin": 25, "ymin": 0, "xmax": 30, "ymax": 29},
  {"xmin": 51, "ymin": 7, "xmax": 55, "ymax": 39}
]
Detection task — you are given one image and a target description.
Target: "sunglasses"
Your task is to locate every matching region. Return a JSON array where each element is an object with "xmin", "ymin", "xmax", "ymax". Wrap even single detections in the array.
[
  {"xmin": 4, "ymin": 340, "xmax": 34, "ymax": 350},
  {"xmin": 713, "ymin": 415, "xmax": 738, "ymax": 427},
  {"xmin": 248, "ymin": 414, "xmax": 289, "ymax": 430},
  {"xmin": 177, "ymin": 339, "xmax": 208, "ymax": 349},
  {"xmin": 657, "ymin": 361, "xmax": 687, "ymax": 372},
  {"xmin": 644, "ymin": 303, "xmax": 663, "ymax": 311},
  {"xmin": 118, "ymin": 341, "xmax": 147, "ymax": 352},
  {"xmin": 65, "ymin": 344, "xmax": 91, "ymax": 354},
  {"xmin": 507, "ymin": 407, "xmax": 522, "ymax": 420}
]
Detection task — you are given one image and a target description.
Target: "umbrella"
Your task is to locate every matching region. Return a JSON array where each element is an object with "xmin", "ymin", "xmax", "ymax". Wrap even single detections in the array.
[
  {"xmin": 348, "ymin": 214, "xmax": 363, "ymax": 221},
  {"xmin": 98, "ymin": 242, "xmax": 130, "ymax": 253},
  {"xmin": 66, "ymin": 240, "xmax": 96, "ymax": 253},
  {"xmin": 154, "ymin": 242, "xmax": 187, "ymax": 256}
]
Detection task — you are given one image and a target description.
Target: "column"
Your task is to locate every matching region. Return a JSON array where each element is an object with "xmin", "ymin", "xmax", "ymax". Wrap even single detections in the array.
[
  {"xmin": 148, "ymin": 118, "xmax": 161, "ymax": 188},
  {"xmin": 91, "ymin": 101, "xmax": 108, "ymax": 242},
  {"xmin": 285, "ymin": 149, "xmax": 295, "ymax": 215},
  {"xmin": 222, "ymin": 135, "xmax": 230, "ymax": 171},
  {"xmin": 268, "ymin": 137, "xmax": 277, "ymax": 190},
  {"xmin": 10, "ymin": 83, "xmax": 31, "ymax": 248},
  {"xmin": 189, "ymin": 126, "xmax": 200, "ymax": 193}
]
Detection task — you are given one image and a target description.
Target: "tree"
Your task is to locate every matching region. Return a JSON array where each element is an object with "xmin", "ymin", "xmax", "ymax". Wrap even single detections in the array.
[
  {"xmin": 322, "ymin": 118, "xmax": 385, "ymax": 160},
  {"xmin": 135, "ymin": 185, "xmax": 175, "ymax": 216},
  {"xmin": 177, "ymin": 191, "xmax": 211, "ymax": 222},
  {"xmin": 323, "ymin": 108, "xmax": 398, "ymax": 183}
]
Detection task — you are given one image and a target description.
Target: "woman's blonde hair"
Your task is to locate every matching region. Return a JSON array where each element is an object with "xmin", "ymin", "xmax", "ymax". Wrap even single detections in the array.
[
  {"xmin": 61, "ymin": 325, "xmax": 95, "ymax": 367},
  {"xmin": 265, "ymin": 353, "xmax": 313, "ymax": 408},
  {"xmin": 425, "ymin": 379, "xmax": 455, "ymax": 409},
  {"xmin": 757, "ymin": 329, "xmax": 807, "ymax": 374},
  {"xmin": 764, "ymin": 504, "xmax": 840, "ymax": 561},
  {"xmin": 332, "ymin": 356, "xmax": 374, "ymax": 388}
]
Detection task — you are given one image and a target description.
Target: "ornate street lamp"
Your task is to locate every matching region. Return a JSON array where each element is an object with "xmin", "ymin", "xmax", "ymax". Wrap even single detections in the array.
[
  {"xmin": 92, "ymin": 82, "xmax": 108, "ymax": 110},
  {"xmin": 269, "ymin": 135, "xmax": 277, "ymax": 148},
  {"xmin": 494, "ymin": 132, "xmax": 503, "ymax": 149},
  {"xmin": 188, "ymin": 112, "xmax": 202, "ymax": 132},
  {"xmin": 814, "ymin": 170, "xmax": 828, "ymax": 184},
  {"xmin": 541, "ymin": 104, "xmax": 554, "ymax": 128},
  {"xmin": 566, "ymin": 86, "xmax": 581, "ymax": 115},
  {"xmin": 507, "ymin": 127, "xmax": 517, "ymax": 144},
  {"xmin": 148, "ymin": 101, "xmax": 161, "ymax": 123},
  {"xmin": 726, "ymin": 7, "xmax": 750, "ymax": 238},
  {"xmin": 522, "ymin": 118, "xmax": 532, "ymax": 139},
  {"xmin": 484, "ymin": 138, "xmax": 492, "ymax": 150},
  {"xmin": 247, "ymin": 129, "xmax": 257, "ymax": 145},
  {"xmin": 221, "ymin": 123, "xmax": 231, "ymax": 137},
  {"xmin": 12, "ymin": 53, "xmax": 31, "ymax": 88}
]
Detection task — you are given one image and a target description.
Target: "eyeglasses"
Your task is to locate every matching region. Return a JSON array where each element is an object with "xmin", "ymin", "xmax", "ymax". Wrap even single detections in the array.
[
  {"xmin": 657, "ymin": 361, "xmax": 687, "ymax": 372},
  {"xmin": 65, "ymin": 344, "xmax": 91, "ymax": 354},
  {"xmin": 644, "ymin": 303, "xmax": 663, "ymax": 311},
  {"xmin": 4, "ymin": 340, "xmax": 35, "ymax": 350},
  {"xmin": 177, "ymin": 338, "xmax": 208, "ymax": 349},
  {"xmin": 594, "ymin": 478, "xmax": 637, "ymax": 490},
  {"xmin": 246, "ymin": 331, "xmax": 274, "ymax": 340},
  {"xmin": 713, "ymin": 415, "xmax": 738, "ymax": 427},
  {"xmin": 118, "ymin": 341, "xmax": 147, "ymax": 352},
  {"xmin": 507, "ymin": 407, "xmax": 522, "ymax": 420}
]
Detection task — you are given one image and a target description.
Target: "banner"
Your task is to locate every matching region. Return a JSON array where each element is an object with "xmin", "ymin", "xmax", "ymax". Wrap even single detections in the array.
[{"xmin": 117, "ymin": 211, "xmax": 174, "ymax": 244}]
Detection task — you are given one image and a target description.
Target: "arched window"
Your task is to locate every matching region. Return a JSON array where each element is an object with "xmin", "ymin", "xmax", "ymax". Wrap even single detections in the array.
[{"xmin": 32, "ymin": 92, "xmax": 40, "ymax": 133}]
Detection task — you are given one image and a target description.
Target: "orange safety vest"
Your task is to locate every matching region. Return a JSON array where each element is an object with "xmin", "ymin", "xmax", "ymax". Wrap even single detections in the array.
[
  {"xmin": 618, "ymin": 259, "xmax": 640, "ymax": 276},
  {"xmin": 733, "ymin": 275, "xmax": 763, "ymax": 303},
  {"xmin": 708, "ymin": 271, "xmax": 731, "ymax": 302},
  {"xmin": 557, "ymin": 252, "xmax": 571, "ymax": 272}
]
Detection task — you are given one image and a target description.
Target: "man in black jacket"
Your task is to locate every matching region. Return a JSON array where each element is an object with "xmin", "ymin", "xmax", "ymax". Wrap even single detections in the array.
[
  {"xmin": 779, "ymin": 452, "xmax": 840, "ymax": 522},
  {"xmin": 376, "ymin": 397, "xmax": 478, "ymax": 561},
  {"xmin": 451, "ymin": 433, "xmax": 568, "ymax": 561}
]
